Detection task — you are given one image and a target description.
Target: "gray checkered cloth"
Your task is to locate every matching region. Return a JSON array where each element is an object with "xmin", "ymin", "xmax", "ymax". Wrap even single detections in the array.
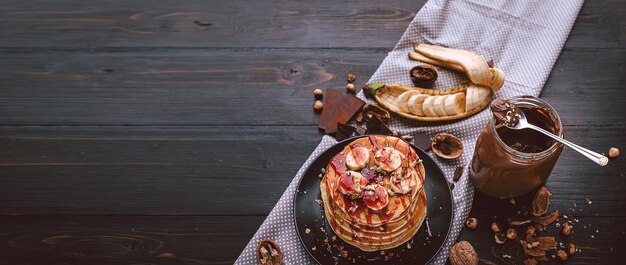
[{"xmin": 235, "ymin": 0, "xmax": 583, "ymax": 263}]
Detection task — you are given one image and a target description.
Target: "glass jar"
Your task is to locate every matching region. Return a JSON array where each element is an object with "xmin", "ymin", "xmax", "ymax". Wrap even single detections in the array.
[{"xmin": 470, "ymin": 96, "xmax": 564, "ymax": 198}]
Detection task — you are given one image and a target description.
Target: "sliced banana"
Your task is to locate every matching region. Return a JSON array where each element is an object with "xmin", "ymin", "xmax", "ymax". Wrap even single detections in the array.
[
  {"xmin": 433, "ymin": 96, "xmax": 448, "ymax": 116},
  {"xmin": 407, "ymin": 94, "xmax": 428, "ymax": 116},
  {"xmin": 374, "ymin": 147, "xmax": 402, "ymax": 172},
  {"xmin": 396, "ymin": 90, "xmax": 421, "ymax": 114},
  {"xmin": 345, "ymin": 146, "xmax": 370, "ymax": 171},
  {"xmin": 466, "ymin": 85, "xmax": 491, "ymax": 112},
  {"xmin": 422, "ymin": 96, "xmax": 438, "ymax": 117},
  {"xmin": 444, "ymin": 92, "xmax": 466, "ymax": 115}
]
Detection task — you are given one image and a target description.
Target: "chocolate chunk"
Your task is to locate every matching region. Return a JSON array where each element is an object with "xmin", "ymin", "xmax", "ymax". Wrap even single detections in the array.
[
  {"xmin": 318, "ymin": 88, "xmax": 365, "ymax": 134},
  {"xmin": 356, "ymin": 104, "xmax": 390, "ymax": 123},
  {"xmin": 365, "ymin": 115, "xmax": 392, "ymax": 135},
  {"xmin": 412, "ymin": 133, "xmax": 432, "ymax": 151},
  {"xmin": 355, "ymin": 125, "xmax": 367, "ymax": 136},
  {"xmin": 336, "ymin": 123, "xmax": 356, "ymax": 141},
  {"xmin": 453, "ymin": 166, "xmax": 464, "ymax": 182}
]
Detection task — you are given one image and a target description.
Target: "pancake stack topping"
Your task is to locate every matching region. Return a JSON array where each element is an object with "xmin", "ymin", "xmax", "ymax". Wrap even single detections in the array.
[{"xmin": 320, "ymin": 136, "xmax": 427, "ymax": 251}]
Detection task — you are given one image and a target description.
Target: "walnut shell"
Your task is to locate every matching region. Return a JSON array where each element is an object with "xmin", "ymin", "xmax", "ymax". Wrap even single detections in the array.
[
  {"xmin": 449, "ymin": 241, "xmax": 478, "ymax": 265},
  {"xmin": 256, "ymin": 240, "xmax": 283, "ymax": 265},
  {"xmin": 531, "ymin": 186, "xmax": 551, "ymax": 217},
  {"xmin": 431, "ymin": 133, "xmax": 464, "ymax": 159}
]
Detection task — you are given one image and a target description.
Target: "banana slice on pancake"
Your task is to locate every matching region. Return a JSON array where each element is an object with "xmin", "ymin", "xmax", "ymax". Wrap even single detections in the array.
[
  {"xmin": 444, "ymin": 92, "xmax": 466, "ymax": 115},
  {"xmin": 362, "ymin": 184, "xmax": 389, "ymax": 211},
  {"xmin": 338, "ymin": 171, "xmax": 368, "ymax": 199},
  {"xmin": 374, "ymin": 147, "xmax": 402, "ymax": 172},
  {"xmin": 346, "ymin": 146, "xmax": 370, "ymax": 171},
  {"xmin": 407, "ymin": 94, "xmax": 428, "ymax": 116}
]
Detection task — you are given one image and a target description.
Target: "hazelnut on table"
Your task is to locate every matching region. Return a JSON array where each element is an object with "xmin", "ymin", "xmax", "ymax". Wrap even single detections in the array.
[
  {"xmin": 609, "ymin": 147, "xmax": 619, "ymax": 158},
  {"xmin": 346, "ymin": 83, "xmax": 356, "ymax": 94},
  {"xmin": 506, "ymin": 228, "xmax": 517, "ymax": 240},
  {"xmin": 313, "ymin": 88, "xmax": 323, "ymax": 100},
  {"xmin": 313, "ymin": 100, "xmax": 323, "ymax": 112}
]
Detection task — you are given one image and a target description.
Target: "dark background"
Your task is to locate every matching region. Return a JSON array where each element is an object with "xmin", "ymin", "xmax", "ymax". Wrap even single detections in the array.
[{"xmin": 0, "ymin": 0, "xmax": 624, "ymax": 264}]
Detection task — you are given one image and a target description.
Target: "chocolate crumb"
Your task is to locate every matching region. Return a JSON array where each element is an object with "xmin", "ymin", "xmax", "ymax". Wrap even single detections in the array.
[
  {"xmin": 336, "ymin": 123, "xmax": 356, "ymax": 141},
  {"xmin": 412, "ymin": 133, "xmax": 432, "ymax": 151},
  {"xmin": 453, "ymin": 166, "xmax": 464, "ymax": 182}
]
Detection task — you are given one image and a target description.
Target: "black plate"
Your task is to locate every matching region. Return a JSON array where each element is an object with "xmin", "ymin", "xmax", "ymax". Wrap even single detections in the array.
[{"xmin": 293, "ymin": 135, "xmax": 453, "ymax": 264}]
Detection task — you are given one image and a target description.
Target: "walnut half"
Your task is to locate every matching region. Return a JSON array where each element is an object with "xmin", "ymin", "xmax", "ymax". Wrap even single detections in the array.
[
  {"xmin": 449, "ymin": 241, "xmax": 478, "ymax": 265},
  {"xmin": 257, "ymin": 240, "xmax": 283, "ymax": 265}
]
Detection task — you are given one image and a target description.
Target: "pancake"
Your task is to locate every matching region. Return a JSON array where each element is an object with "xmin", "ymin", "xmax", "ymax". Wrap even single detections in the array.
[{"xmin": 319, "ymin": 135, "xmax": 427, "ymax": 251}]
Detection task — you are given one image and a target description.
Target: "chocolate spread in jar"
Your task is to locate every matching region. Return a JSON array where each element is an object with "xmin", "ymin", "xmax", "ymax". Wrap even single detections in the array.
[{"xmin": 470, "ymin": 97, "xmax": 563, "ymax": 198}]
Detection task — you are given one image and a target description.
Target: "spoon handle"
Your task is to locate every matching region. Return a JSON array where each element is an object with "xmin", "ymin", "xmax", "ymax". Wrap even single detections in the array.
[{"xmin": 527, "ymin": 124, "xmax": 609, "ymax": 166}]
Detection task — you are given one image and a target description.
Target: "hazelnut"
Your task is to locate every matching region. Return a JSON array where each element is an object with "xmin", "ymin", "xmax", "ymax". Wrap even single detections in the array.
[
  {"xmin": 346, "ymin": 73, "xmax": 356, "ymax": 83},
  {"xmin": 506, "ymin": 228, "xmax": 518, "ymax": 240},
  {"xmin": 346, "ymin": 83, "xmax": 356, "ymax": 94},
  {"xmin": 465, "ymin": 217, "xmax": 478, "ymax": 230},
  {"xmin": 313, "ymin": 88, "xmax": 323, "ymax": 100},
  {"xmin": 491, "ymin": 222, "xmax": 501, "ymax": 233},
  {"xmin": 561, "ymin": 222, "xmax": 572, "ymax": 236},
  {"xmin": 524, "ymin": 258, "xmax": 538, "ymax": 265},
  {"xmin": 609, "ymin": 147, "xmax": 619, "ymax": 159},
  {"xmin": 313, "ymin": 100, "xmax": 323, "ymax": 112},
  {"xmin": 494, "ymin": 233, "xmax": 506, "ymax": 244},
  {"xmin": 557, "ymin": 249, "xmax": 568, "ymax": 261},
  {"xmin": 526, "ymin": 226, "xmax": 536, "ymax": 238},
  {"xmin": 448, "ymin": 241, "xmax": 478, "ymax": 265},
  {"xmin": 431, "ymin": 133, "xmax": 464, "ymax": 159},
  {"xmin": 568, "ymin": 243, "xmax": 576, "ymax": 255}
]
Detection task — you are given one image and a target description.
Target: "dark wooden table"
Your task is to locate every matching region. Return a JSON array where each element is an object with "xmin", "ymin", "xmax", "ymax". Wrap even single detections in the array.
[{"xmin": 0, "ymin": 1, "xmax": 623, "ymax": 264}]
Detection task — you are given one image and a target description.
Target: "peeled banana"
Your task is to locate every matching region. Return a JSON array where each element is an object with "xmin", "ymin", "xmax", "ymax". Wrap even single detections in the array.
[{"xmin": 374, "ymin": 84, "xmax": 477, "ymax": 121}]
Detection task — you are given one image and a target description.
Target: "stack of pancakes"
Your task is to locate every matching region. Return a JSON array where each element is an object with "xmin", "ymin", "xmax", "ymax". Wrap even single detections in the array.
[{"xmin": 320, "ymin": 135, "xmax": 426, "ymax": 252}]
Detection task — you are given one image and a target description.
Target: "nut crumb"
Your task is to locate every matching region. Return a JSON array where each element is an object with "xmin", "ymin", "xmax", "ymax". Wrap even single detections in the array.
[
  {"xmin": 562, "ymin": 222, "xmax": 572, "ymax": 236},
  {"xmin": 568, "ymin": 243, "xmax": 576, "ymax": 255},
  {"xmin": 557, "ymin": 249, "xmax": 568, "ymax": 261},
  {"xmin": 465, "ymin": 217, "xmax": 478, "ymax": 230},
  {"xmin": 491, "ymin": 222, "xmax": 501, "ymax": 233},
  {"xmin": 506, "ymin": 228, "xmax": 518, "ymax": 240},
  {"xmin": 495, "ymin": 233, "xmax": 506, "ymax": 244},
  {"xmin": 305, "ymin": 228, "xmax": 311, "ymax": 234}
]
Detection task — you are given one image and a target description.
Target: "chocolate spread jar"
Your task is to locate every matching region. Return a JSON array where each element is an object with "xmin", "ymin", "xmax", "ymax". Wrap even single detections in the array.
[{"xmin": 470, "ymin": 96, "xmax": 564, "ymax": 198}]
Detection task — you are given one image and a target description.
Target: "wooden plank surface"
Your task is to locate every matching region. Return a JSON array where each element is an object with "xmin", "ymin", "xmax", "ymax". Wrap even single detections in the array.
[
  {"xmin": 0, "ymin": 49, "xmax": 623, "ymax": 126},
  {"xmin": 0, "ymin": 0, "xmax": 624, "ymax": 264}
]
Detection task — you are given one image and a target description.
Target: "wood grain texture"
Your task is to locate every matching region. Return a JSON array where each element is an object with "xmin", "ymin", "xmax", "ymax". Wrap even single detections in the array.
[
  {"xmin": 0, "ymin": 49, "xmax": 623, "ymax": 126},
  {"xmin": 0, "ymin": 0, "xmax": 622, "ymax": 49},
  {"xmin": 0, "ymin": 0, "xmax": 624, "ymax": 264},
  {"xmin": 0, "ymin": 215, "xmax": 264, "ymax": 265}
]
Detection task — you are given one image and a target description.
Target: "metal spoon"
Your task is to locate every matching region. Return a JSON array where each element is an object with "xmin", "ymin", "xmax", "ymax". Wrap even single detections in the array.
[{"xmin": 505, "ymin": 110, "xmax": 609, "ymax": 166}]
